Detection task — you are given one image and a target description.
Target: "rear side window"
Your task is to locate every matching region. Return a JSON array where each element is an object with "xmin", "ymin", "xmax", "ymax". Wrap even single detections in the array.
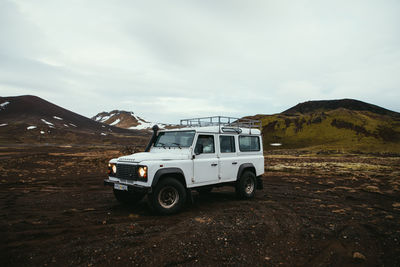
[
  {"xmin": 220, "ymin": 136, "xmax": 235, "ymax": 153},
  {"xmin": 239, "ymin": 136, "xmax": 260, "ymax": 152}
]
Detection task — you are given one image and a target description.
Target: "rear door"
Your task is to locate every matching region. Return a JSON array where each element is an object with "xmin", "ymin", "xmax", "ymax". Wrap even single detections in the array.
[
  {"xmin": 218, "ymin": 135, "xmax": 238, "ymax": 182},
  {"xmin": 193, "ymin": 134, "xmax": 219, "ymax": 185}
]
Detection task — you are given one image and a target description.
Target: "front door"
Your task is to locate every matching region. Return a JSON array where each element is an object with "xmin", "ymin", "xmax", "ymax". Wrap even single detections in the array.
[{"xmin": 193, "ymin": 134, "xmax": 219, "ymax": 185}]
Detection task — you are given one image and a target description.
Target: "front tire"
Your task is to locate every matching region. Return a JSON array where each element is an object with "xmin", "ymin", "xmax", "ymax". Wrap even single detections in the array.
[
  {"xmin": 236, "ymin": 171, "xmax": 256, "ymax": 199},
  {"xmin": 113, "ymin": 189, "xmax": 145, "ymax": 205},
  {"xmin": 149, "ymin": 178, "xmax": 187, "ymax": 215}
]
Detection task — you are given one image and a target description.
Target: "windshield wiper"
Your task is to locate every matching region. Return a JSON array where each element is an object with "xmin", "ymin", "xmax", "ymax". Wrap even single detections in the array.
[
  {"xmin": 157, "ymin": 142, "xmax": 166, "ymax": 148},
  {"xmin": 172, "ymin": 143, "xmax": 182, "ymax": 149}
]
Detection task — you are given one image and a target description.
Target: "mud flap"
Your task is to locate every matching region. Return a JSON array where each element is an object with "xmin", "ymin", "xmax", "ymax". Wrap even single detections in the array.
[{"xmin": 256, "ymin": 176, "xmax": 263, "ymax": 190}]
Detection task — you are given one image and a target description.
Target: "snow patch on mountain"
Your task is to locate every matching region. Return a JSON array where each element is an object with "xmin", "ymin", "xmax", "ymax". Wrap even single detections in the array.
[
  {"xmin": 41, "ymin": 119, "xmax": 54, "ymax": 126},
  {"xmin": 97, "ymin": 115, "xmax": 111, "ymax": 122},
  {"xmin": 270, "ymin": 143, "xmax": 282, "ymax": 147},
  {"xmin": 0, "ymin": 101, "xmax": 10, "ymax": 108},
  {"xmin": 110, "ymin": 118, "xmax": 120, "ymax": 126},
  {"xmin": 129, "ymin": 121, "xmax": 165, "ymax": 130}
]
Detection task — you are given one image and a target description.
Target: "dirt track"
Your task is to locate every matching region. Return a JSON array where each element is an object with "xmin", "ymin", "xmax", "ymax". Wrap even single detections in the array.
[{"xmin": 1, "ymin": 146, "xmax": 400, "ymax": 266}]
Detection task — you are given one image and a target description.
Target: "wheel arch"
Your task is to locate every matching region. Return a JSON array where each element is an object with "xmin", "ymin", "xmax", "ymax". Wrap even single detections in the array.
[
  {"xmin": 152, "ymin": 168, "xmax": 187, "ymax": 188},
  {"xmin": 237, "ymin": 163, "xmax": 256, "ymax": 180}
]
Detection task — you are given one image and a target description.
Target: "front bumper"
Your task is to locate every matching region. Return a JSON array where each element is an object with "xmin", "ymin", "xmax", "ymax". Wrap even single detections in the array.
[{"xmin": 104, "ymin": 179, "xmax": 151, "ymax": 194}]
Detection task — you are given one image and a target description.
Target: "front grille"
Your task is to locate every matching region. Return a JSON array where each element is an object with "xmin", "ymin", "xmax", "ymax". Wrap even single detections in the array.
[{"xmin": 116, "ymin": 164, "xmax": 138, "ymax": 180}]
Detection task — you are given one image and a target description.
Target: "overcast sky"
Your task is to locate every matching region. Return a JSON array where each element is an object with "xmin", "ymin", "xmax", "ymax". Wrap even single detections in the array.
[{"xmin": 1, "ymin": 0, "xmax": 399, "ymax": 123}]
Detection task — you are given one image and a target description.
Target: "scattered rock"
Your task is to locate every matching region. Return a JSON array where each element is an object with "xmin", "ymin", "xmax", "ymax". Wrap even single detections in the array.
[
  {"xmin": 194, "ymin": 217, "xmax": 211, "ymax": 224},
  {"xmin": 84, "ymin": 208, "xmax": 95, "ymax": 211},
  {"xmin": 353, "ymin": 252, "xmax": 366, "ymax": 261},
  {"xmin": 364, "ymin": 185, "xmax": 381, "ymax": 193},
  {"xmin": 332, "ymin": 209, "xmax": 346, "ymax": 214}
]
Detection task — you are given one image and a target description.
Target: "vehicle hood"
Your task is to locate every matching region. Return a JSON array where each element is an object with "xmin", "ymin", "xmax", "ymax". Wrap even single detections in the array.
[{"xmin": 117, "ymin": 152, "xmax": 190, "ymax": 163}]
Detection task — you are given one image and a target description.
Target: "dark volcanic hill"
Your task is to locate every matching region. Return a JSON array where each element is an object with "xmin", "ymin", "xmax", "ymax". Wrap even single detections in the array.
[
  {"xmin": 0, "ymin": 95, "xmax": 148, "ymax": 145},
  {"xmin": 283, "ymin": 99, "xmax": 400, "ymax": 117},
  {"xmin": 248, "ymin": 99, "xmax": 400, "ymax": 153}
]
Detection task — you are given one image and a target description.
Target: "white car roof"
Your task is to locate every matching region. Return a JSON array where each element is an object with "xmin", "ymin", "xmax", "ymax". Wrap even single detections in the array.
[{"xmin": 160, "ymin": 126, "xmax": 261, "ymax": 135}]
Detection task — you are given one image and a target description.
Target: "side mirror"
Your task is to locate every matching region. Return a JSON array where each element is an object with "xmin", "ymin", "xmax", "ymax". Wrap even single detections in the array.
[{"xmin": 195, "ymin": 144, "xmax": 203, "ymax": 155}]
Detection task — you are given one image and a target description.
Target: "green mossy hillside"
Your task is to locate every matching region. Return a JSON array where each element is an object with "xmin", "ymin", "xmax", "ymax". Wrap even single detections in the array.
[{"xmin": 251, "ymin": 108, "xmax": 400, "ymax": 153}]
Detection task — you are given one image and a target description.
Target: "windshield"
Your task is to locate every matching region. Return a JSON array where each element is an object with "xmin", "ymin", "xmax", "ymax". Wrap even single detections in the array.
[{"xmin": 154, "ymin": 130, "xmax": 195, "ymax": 148}]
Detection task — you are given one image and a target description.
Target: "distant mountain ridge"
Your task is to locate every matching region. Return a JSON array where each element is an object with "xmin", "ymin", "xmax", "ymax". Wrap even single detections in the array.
[
  {"xmin": 0, "ymin": 95, "xmax": 147, "ymax": 144},
  {"xmin": 2, "ymin": 95, "xmax": 399, "ymax": 152},
  {"xmin": 92, "ymin": 110, "xmax": 166, "ymax": 130}
]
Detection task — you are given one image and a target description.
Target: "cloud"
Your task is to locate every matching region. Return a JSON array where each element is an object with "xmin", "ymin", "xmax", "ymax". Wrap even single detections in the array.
[{"xmin": 0, "ymin": 0, "xmax": 399, "ymax": 123}]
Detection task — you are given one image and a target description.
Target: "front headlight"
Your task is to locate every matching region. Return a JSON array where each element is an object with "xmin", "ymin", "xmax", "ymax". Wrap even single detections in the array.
[
  {"xmin": 138, "ymin": 166, "xmax": 147, "ymax": 179},
  {"xmin": 108, "ymin": 163, "xmax": 117, "ymax": 176}
]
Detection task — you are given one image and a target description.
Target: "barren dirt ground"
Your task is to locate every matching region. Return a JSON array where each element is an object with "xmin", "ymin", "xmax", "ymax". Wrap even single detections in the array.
[{"xmin": 1, "ymin": 146, "xmax": 400, "ymax": 266}]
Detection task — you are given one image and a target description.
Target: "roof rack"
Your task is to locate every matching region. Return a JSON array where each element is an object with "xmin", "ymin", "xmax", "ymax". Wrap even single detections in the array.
[{"xmin": 180, "ymin": 116, "xmax": 262, "ymax": 134}]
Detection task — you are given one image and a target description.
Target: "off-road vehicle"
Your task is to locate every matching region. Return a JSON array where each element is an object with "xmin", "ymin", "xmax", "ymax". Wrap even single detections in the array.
[{"xmin": 104, "ymin": 116, "xmax": 264, "ymax": 214}]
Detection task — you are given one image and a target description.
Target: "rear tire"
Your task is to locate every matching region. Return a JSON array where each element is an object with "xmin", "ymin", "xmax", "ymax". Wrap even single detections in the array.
[
  {"xmin": 113, "ymin": 189, "xmax": 145, "ymax": 205},
  {"xmin": 149, "ymin": 178, "xmax": 187, "ymax": 215},
  {"xmin": 236, "ymin": 171, "xmax": 256, "ymax": 199}
]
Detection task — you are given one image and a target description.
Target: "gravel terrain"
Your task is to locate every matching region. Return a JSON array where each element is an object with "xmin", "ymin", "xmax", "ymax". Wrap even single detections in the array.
[{"xmin": 1, "ymin": 146, "xmax": 399, "ymax": 266}]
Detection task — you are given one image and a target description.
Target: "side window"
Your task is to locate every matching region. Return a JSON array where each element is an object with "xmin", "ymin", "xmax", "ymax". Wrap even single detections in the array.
[
  {"xmin": 220, "ymin": 136, "xmax": 235, "ymax": 153},
  {"xmin": 239, "ymin": 136, "xmax": 260, "ymax": 152},
  {"xmin": 195, "ymin": 135, "xmax": 215, "ymax": 153}
]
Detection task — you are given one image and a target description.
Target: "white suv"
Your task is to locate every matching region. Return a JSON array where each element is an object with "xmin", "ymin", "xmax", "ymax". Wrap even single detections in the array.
[{"xmin": 104, "ymin": 116, "xmax": 264, "ymax": 214}]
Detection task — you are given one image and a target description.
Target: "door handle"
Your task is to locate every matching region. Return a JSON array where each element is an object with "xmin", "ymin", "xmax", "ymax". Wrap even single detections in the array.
[
  {"xmin": 232, "ymin": 162, "xmax": 238, "ymax": 165},
  {"xmin": 211, "ymin": 163, "xmax": 218, "ymax": 166}
]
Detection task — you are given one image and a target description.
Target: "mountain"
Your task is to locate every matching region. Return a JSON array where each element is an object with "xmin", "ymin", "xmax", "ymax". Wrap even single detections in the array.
[
  {"xmin": 3, "ymin": 95, "xmax": 399, "ymax": 152},
  {"xmin": 92, "ymin": 110, "xmax": 166, "ymax": 130},
  {"xmin": 0, "ymin": 95, "xmax": 148, "ymax": 145},
  {"xmin": 282, "ymin": 99, "xmax": 399, "ymax": 117},
  {"xmin": 249, "ymin": 99, "xmax": 400, "ymax": 153}
]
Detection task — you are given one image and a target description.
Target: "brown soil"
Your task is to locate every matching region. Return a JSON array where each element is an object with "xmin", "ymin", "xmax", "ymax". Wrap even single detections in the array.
[{"xmin": 1, "ymin": 146, "xmax": 399, "ymax": 266}]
